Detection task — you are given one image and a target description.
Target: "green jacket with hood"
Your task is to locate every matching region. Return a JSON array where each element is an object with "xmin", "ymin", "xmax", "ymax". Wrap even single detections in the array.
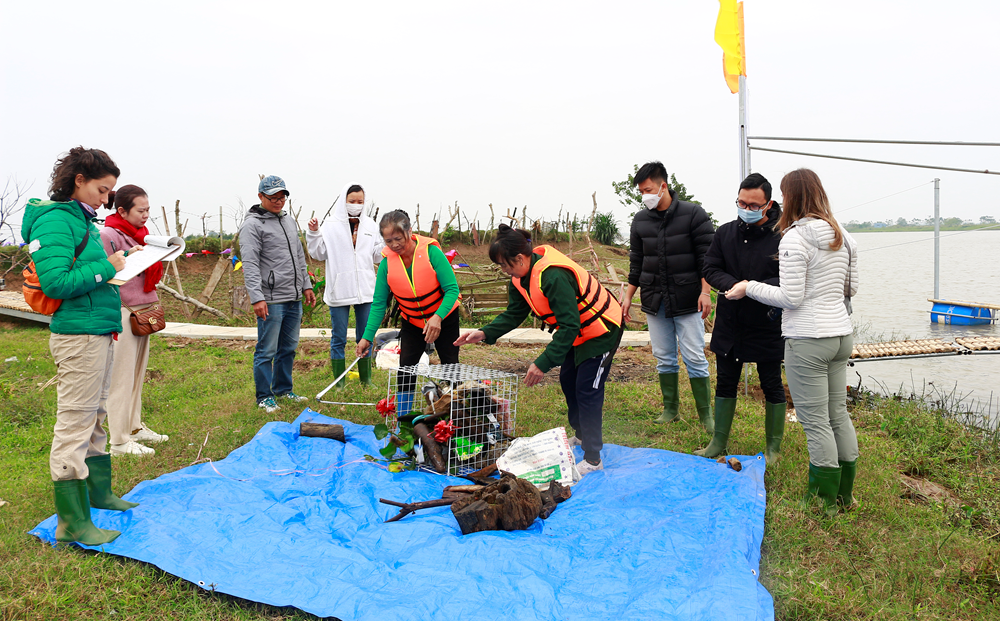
[{"xmin": 21, "ymin": 199, "xmax": 122, "ymax": 335}]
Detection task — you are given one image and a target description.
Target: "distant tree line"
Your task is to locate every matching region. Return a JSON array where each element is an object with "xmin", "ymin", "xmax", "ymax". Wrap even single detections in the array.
[{"xmin": 845, "ymin": 215, "xmax": 997, "ymax": 231}]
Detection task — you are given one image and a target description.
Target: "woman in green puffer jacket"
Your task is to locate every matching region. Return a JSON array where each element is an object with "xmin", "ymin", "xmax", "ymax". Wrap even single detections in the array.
[{"xmin": 21, "ymin": 147, "xmax": 140, "ymax": 545}]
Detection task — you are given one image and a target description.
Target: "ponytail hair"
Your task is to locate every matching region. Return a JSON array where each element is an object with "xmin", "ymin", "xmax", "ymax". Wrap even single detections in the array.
[
  {"xmin": 107, "ymin": 184, "xmax": 147, "ymax": 212},
  {"xmin": 49, "ymin": 147, "xmax": 120, "ymax": 202},
  {"xmin": 488, "ymin": 223, "xmax": 533, "ymax": 265}
]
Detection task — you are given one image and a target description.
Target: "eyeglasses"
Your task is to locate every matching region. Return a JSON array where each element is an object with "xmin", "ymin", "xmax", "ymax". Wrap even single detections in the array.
[
  {"xmin": 736, "ymin": 199, "xmax": 768, "ymax": 211},
  {"xmin": 266, "ymin": 194, "xmax": 287, "ymax": 203}
]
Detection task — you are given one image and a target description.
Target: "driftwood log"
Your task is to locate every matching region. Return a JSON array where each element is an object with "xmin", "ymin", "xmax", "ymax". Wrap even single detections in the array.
[
  {"xmin": 299, "ymin": 422, "xmax": 345, "ymax": 442},
  {"xmin": 451, "ymin": 473, "xmax": 544, "ymax": 534},
  {"xmin": 379, "ymin": 498, "xmax": 456, "ymax": 523},
  {"xmin": 412, "ymin": 422, "xmax": 446, "ymax": 473},
  {"xmin": 539, "ymin": 480, "xmax": 572, "ymax": 519},
  {"xmin": 381, "ymin": 471, "xmax": 571, "ymax": 529}
]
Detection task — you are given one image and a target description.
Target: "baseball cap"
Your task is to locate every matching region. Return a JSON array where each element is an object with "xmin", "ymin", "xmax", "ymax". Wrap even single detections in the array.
[{"xmin": 258, "ymin": 175, "xmax": 290, "ymax": 196}]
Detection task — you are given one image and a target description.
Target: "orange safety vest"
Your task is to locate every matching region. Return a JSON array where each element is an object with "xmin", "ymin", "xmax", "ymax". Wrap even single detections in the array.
[
  {"xmin": 383, "ymin": 234, "xmax": 461, "ymax": 328},
  {"xmin": 510, "ymin": 245, "xmax": 622, "ymax": 346}
]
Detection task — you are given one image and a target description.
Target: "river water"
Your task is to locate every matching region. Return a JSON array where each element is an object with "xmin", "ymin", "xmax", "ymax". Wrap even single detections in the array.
[{"xmin": 849, "ymin": 231, "xmax": 999, "ymax": 422}]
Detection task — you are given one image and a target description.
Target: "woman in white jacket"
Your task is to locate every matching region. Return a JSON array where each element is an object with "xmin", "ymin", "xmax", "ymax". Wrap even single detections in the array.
[
  {"xmin": 725, "ymin": 169, "xmax": 859, "ymax": 516},
  {"xmin": 307, "ymin": 183, "xmax": 383, "ymax": 386}
]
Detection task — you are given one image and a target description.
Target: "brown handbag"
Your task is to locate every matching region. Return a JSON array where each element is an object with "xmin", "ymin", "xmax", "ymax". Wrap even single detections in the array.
[{"xmin": 123, "ymin": 302, "xmax": 166, "ymax": 336}]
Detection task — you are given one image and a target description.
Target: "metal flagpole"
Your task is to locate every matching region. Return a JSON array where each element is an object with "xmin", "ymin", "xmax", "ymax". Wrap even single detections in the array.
[
  {"xmin": 739, "ymin": 75, "xmax": 750, "ymax": 180},
  {"xmin": 739, "ymin": 76, "xmax": 750, "ymax": 396},
  {"xmin": 934, "ymin": 178, "xmax": 940, "ymax": 299}
]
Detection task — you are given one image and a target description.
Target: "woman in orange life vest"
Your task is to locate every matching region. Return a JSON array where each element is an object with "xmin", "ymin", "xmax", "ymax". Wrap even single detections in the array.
[
  {"xmin": 355, "ymin": 210, "xmax": 461, "ymax": 415},
  {"xmin": 454, "ymin": 225, "xmax": 624, "ymax": 476}
]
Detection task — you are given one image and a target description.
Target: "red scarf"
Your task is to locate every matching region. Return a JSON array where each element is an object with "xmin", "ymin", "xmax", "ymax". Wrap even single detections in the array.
[{"xmin": 104, "ymin": 212, "xmax": 164, "ymax": 292}]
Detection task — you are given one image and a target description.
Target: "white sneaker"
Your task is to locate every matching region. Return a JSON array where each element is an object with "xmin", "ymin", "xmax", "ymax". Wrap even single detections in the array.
[
  {"xmin": 576, "ymin": 459, "xmax": 604, "ymax": 476},
  {"xmin": 130, "ymin": 423, "xmax": 168, "ymax": 444},
  {"xmin": 568, "ymin": 435, "xmax": 583, "ymax": 447},
  {"xmin": 258, "ymin": 396, "xmax": 280, "ymax": 413},
  {"xmin": 111, "ymin": 440, "xmax": 155, "ymax": 456}
]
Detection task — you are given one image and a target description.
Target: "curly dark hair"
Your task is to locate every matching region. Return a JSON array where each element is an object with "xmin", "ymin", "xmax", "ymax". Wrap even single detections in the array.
[{"xmin": 49, "ymin": 147, "xmax": 120, "ymax": 202}]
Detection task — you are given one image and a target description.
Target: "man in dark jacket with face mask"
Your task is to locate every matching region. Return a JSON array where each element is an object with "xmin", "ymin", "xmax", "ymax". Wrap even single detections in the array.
[
  {"xmin": 625, "ymin": 161, "xmax": 715, "ymax": 434},
  {"xmin": 697, "ymin": 172, "xmax": 786, "ymax": 463},
  {"xmin": 240, "ymin": 175, "xmax": 315, "ymax": 413}
]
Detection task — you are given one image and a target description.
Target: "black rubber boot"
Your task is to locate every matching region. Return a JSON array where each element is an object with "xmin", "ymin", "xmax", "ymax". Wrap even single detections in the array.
[
  {"xmin": 85, "ymin": 454, "xmax": 139, "ymax": 511},
  {"xmin": 656, "ymin": 373, "xmax": 680, "ymax": 423},
  {"xmin": 54, "ymin": 479, "xmax": 120, "ymax": 545},
  {"xmin": 689, "ymin": 376, "xmax": 715, "ymax": 435},
  {"xmin": 694, "ymin": 397, "xmax": 736, "ymax": 458},
  {"xmin": 838, "ymin": 459, "xmax": 858, "ymax": 510},
  {"xmin": 764, "ymin": 401, "xmax": 787, "ymax": 465}
]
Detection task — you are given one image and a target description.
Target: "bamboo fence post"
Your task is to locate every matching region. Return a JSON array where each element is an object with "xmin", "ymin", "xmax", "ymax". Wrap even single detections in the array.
[
  {"xmin": 174, "ymin": 200, "xmax": 183, "ymax": 238},
  {"xmin": 161, "ymin": 204, "xmax": 191, "ymax": 317}
]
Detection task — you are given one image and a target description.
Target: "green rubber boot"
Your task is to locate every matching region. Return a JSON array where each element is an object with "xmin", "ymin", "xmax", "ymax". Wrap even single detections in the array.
[
  {"xmin": 838, "ymin": 459, "xmax": 857, "ymax": 510},
  {"xmin": 85, "ymin": 454, "xmax": 139, "ymax": 511},
  {"xmin": 694, "ymin": 397, "xmax": 736, "ymax": 458},
  {"xmin": 331, "ymin": 358, "xmax": 346, "ymax": 389},
  {"xmin": 656, "ymin": 373, "xmax": 680, "ymax": 423},
  {"xmin": 764, "ymin": 401, "xmax": 787, "ymax": 466},
  {"xmin": 357, "ymin": 357, "xmax": 372, "ymax": 386},
  {"xmin": 804, "ymin": 463, "xmax": 842, "ymax": 517},
  {"xmin": 54, "ymin": 479, "xmax": 120, "ymax": 545},
  {"xmin": 689, "ymin": 376, "xmax": 715, "ymax": 435}
]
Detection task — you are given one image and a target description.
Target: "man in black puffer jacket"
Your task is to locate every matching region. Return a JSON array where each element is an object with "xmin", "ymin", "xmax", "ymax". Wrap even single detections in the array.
[
  {"xmin": 624, "ymin": 162, "xmax": 715, "ymax": 433},
  {"xmin": 696, "ymin": 172, "xmax": 786, "ymax": 464}
]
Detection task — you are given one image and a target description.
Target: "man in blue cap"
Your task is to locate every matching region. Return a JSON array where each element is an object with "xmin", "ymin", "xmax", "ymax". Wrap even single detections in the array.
[{"xmin": 239, "ymin": 175, "xmax": 315, "ymax": 413}]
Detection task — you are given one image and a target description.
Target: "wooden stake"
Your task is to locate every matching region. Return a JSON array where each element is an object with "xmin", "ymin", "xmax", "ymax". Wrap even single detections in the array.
[
  {"xmin": 174, "ymin": 200, "xmax": 183, "ymax": 239},
  {"xmin": 161, "ymin": 204, "xmax": 191, "ymax": 317},
  {"xmin": 190, "ymin": 253, "xmax": 230, "ymax": 320},
  {"xmin": 156, "ymin": 283, "xmax": 226, "ymax": 318}
]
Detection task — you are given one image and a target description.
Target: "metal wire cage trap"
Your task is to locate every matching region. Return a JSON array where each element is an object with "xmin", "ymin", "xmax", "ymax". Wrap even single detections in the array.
[{"xmin": 387, "ymin": 363, "xmax": 518, "ymax": 474}]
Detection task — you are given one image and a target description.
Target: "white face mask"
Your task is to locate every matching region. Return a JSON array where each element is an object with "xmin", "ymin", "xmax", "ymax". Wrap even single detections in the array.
[
  {"xmin": 642, "ymin": 187, "xmax": 663, "ymax": 210},
  {"xmin": 346, "ymin": 202, "xmax": 363, "ymax": 217}
]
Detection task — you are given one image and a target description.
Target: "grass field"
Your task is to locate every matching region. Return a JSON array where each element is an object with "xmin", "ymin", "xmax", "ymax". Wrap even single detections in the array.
[{"xmin": 1, "ymin": 320, "xmax": 999, "ymax": 620}]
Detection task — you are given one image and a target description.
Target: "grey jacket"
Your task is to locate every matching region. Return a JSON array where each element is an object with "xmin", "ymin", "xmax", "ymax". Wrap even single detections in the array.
[{"xmin": 239, "ymin": 206, "xmax": 311, "ymax": 304}]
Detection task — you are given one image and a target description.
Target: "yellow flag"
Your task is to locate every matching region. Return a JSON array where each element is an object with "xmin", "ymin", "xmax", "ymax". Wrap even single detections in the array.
[{"xmin": 715, "ymin": 0, "xmax": 746, "ymax": 93}]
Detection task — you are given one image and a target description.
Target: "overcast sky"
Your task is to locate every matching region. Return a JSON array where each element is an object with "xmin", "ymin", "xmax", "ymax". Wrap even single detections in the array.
[{"xmin": 2, "ymin": 1, "xmax": 998, "ymax": 243}]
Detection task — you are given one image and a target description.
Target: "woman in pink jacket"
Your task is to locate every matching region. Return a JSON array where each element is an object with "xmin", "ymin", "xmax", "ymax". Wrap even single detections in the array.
[{"xmin": 100, "ymin": 185, "xmax": 168, "ymax": 456}]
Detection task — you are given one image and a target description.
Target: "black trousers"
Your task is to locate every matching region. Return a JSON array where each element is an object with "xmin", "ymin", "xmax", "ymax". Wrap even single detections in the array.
[
  {"xmin": 561, "ymin": 348, "xmax": 614, "ymax": 464},
  {"xmin": 715, "ymin": 353, "xmax": 785, "ymax": 403},
  {"xmin": 397, "ymin": 309, "xmax": 460, "ymax": 393}
]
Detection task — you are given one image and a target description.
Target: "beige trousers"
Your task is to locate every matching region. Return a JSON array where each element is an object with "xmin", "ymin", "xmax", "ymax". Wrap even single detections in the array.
[
  {"xmin": 107, "ymin": 307, "xmax": 152, "ymax": 445},
  {"xmin": 49, "ymin": 333, "xmax": 115, "ymax": 481}
]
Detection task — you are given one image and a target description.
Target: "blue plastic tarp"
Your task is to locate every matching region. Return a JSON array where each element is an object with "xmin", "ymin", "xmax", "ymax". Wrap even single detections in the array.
[{"xmin": 31, "ymin": 410, "xmax": 774, "ymax": 620}]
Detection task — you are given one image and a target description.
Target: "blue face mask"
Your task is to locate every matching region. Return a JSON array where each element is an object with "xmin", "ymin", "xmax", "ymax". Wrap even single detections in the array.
[{"xmin": 738, "ymin": 207, "xmax": 765, "ymax": 224}]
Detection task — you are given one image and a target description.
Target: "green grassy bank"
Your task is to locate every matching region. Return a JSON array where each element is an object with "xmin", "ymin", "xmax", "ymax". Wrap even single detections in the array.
[{"xmin": 1, "ymin": 321, "xmax": 998, "ymax": 620}]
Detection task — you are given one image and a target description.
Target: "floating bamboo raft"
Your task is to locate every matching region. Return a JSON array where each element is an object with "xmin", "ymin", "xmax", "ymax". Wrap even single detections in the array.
[
  {"xmin": 852, "ymin": 339, "xmax": 958, "ymax": 359},
  {"xmin": 851, "ymin": 337, "xmax": 1000, "ymax": 362},
  {"xmin": 954, "ymin": 337, "xmax": 1000, "ymax": 351}
]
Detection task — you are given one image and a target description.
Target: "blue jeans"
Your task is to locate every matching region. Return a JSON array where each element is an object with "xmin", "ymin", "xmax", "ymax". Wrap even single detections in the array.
[
  {"xmin": 253, "ymin": 301, "xmax": 302, "ymax": 401},
  {"xmin": 329, "ymin": 303, "xmax": 372, "ymax": 360},
  {"xmin": 645, "ymin": 304, "xmax": 709, "ymax": 378}
]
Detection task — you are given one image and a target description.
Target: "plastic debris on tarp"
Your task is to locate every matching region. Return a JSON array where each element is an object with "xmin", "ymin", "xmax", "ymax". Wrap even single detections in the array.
[{"xmin": 30, "ymin": 410, "xmax": 774, "ymax": 621}]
